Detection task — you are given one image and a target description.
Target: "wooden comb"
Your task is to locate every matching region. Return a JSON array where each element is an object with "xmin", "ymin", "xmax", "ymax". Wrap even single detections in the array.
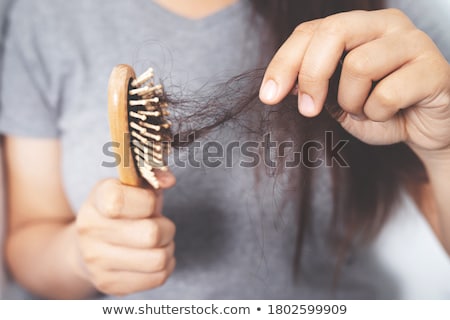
[{"xmin": 108, "ymin": 64, "xmax": 172, "ymax": 189}]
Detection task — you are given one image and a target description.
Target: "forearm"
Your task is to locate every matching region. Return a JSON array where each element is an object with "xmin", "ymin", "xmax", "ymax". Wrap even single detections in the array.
[
  {"xmin": 414, "ymin": 147, "xmax": 450, "ymax": 254},
  {"xmin": 6, "ymin": 221, "xmax": 97, "ymax": 299}
]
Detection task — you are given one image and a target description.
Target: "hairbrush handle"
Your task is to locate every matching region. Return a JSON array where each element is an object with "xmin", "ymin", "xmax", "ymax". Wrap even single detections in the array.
[{"xmin": 108, "ymin": 64, "xmax": 144, "ymax": 187}]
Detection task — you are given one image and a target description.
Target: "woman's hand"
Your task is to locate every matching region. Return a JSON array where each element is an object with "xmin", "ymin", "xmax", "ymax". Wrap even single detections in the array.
[
  {"xmin": 260, "ymin": 9, "xmax": 450, "ymax": 156},
  {"xmin": 260, "ymin": 9, "xmax": 450, "ymax": 253},
  {"xmin": 75, "ymin": 174, "xmax": 176, "ymax": 296}
]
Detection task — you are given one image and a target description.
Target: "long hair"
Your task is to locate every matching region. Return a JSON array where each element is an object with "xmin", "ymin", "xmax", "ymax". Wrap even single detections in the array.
[
  {"xmin": 170, "ymin": 0, "xmax": 427, "ymax": 281},
  {"xmin": 247, "ymin": 0, "xmax": 427, "ymax": 276}
]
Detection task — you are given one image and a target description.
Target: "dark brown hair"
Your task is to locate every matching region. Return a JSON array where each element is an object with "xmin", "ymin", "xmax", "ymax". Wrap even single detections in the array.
[
  {"xmin": 248, "ymin": 0, "xmax": 427, "ymax": 278},
  {"xmin": 170, "ymin": 0, "xmax": 427, "ymax": 283}
]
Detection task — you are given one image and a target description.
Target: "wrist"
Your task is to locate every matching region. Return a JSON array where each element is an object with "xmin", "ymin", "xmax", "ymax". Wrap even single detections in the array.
[
  {"xmin": 409, "ymin": 144, "xmax": 450, "ymax": 177},
  {"xmin": 65, "ymin": 223, "xmax": 98, "ymax": 297}
]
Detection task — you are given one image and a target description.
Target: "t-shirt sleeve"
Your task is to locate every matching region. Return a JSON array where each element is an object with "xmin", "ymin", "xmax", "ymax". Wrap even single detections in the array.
[{"xmin": 0, "ymin": 0, "xmax": 60, "ymax": 138}]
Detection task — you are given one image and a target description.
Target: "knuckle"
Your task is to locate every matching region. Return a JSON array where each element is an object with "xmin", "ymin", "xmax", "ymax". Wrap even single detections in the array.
[
  {"xmin": 75, "ymin": 212, "xmax": 90, "ymax": 236},
  {"xmin": 100, "ymin": 180, "xmax": 124, "ymax": 218},
  {"xmin": 82, "ymin": 249, "xmax": 101, "ymax": 266},
  {"xmin": 344, "ymin": 51, "xmax": 373, "ymax": 78},
  {"xmin": 167, "ymin": 219, "xmax": 176, "ymax": 237},
  {"xmin": 96, "ymin": 178, "xmax": 118, "ymax": 192},
  {"xmin": 76, "ymin": 203, "xmax": 99, "ymax": 235},
  {"xmin": 318, "ymin": 16, "xmax": 345, "ymax": 36},
  {"xmin": 154, "ymin": 270, "xmax": 170, "ymax": 288},
  {"xmin": 147, "ymin": 220, "xmax": 161, "ymax": 247},
  {"xmin": 103, "ymin": 198, "xmax": 123, "ymax": 219},
  {"xmin": 154, "ymin": 250, "xmax": 169, "ymax": 271},
  {"xmin": 374, "ymin": 85, "xmax": 400, "ymax": 109},
  {"xmin": 385, "ymin": 8, "xmax": 414, "ymax": 28},
  {"xmin": 408, "ymin": 29, "xmax": 432, "ymax": 46},
  {"xmin": 298, "ymin": 67, "xmax": 323, "ymax": 85},
  {"xmin": 152, "ymin": 258, "xmax": 175, "ymax": 288},
  {"xmin": 337, "ymin": 96, "xmax": 360, "ymax": 115},
  {"xmin": 385, "ymin": 8, "xmax": 407, "ymax": 20},
  {"xmin": 293, "ymin": 20, "xmax": 317, "ymax": 36}
]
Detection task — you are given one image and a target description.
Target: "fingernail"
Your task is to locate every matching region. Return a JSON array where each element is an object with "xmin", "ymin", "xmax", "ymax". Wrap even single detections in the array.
[
  {"xmin": 260, "ymin": 80, "xmax": 278, "ymax": 102},
  {"xmin": 298, "ymin": 93, "xmax": 315, "ymax": 116}
]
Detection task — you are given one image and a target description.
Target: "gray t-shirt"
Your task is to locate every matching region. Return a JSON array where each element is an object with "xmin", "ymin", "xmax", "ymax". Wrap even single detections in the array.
[{"xmin": 0, "ymin": 0, "xmax": 449, "ymax": 299}]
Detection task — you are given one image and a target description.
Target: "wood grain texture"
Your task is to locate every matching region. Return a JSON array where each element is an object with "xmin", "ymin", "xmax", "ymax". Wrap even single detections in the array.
[{"xmin": 107, "ymin": 64, "xmax": 143, "ymax": 187}]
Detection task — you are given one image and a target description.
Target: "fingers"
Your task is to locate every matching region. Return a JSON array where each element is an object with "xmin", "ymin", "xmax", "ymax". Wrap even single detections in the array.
[
  {"xmin": 92, "ymin": 179, "xmax": 157, "ymax": 219},
  {"xmin": 260, "ymin": 9, "xmax": 415, "ymax": 117},
  {"xmin": 260, "ymin": 20, "xmax": 319, "ymax": 104},
  {"xmin": 77, "ymin": 173, "xmax": 177, "ymax": 296},
  {"xmin": 338, "ymin": 114, "xmax": 407, "ymax": 145},
  {"xmin": 85, "ymin": 241, "xmax": 175, "ymax": 273},
  {"xmin": 77, "ymin": 185, "xmax": 176, "ymax": 295},
  {"xmin": 338, "ymin": 30, "xmax": 425, "ymax": 117},
  {"xmin": 364, "ymin": 56, "xmax": 447, "ymax": 122},
  {"xmin": 93, "ymin": 258, "xmax": 176, "ymax": 296},
  {"xmin": 77, "ymin": 212, "xmax": 176, "ymax": 249},
  {"xmin": 334, "ymin": 32, "xmax": 448, "ymax": 146},
  {"xmin": 298, "ymin": 10, "xmax": 413, "ymax": 117},
  {"xmin": 91, "ymin": 171, "xmax": 175, "ymax": 218}
]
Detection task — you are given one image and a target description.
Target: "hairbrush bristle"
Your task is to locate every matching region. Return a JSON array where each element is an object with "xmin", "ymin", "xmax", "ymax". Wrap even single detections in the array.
[{"xmin": 128, "ymin": 67, "xmax": 172, "ymax": 189}]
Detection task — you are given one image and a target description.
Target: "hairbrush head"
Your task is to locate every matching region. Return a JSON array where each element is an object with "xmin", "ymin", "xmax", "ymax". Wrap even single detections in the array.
[{"xmin": 108, "ymin": 64, "xmax": 172, "ymax": 189}]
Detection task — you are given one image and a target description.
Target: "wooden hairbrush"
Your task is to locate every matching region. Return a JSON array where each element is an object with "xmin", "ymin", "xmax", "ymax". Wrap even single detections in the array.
[{"xmin": 108, "ymin": 64, "xmax": 172, "ymax": 189}]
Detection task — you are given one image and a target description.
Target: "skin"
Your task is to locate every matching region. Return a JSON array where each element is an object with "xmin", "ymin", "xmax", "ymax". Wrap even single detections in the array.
[
  {"xmin": 3, "ymin": 5, "xmax": 450, "ymax": 298},
  {"xmin": 260, "ymin": 9, "xmax": 450, "ymax": 253},
  {"xmin": 4, "ymin": 0, "xmax": 235, "ymax": 300},
  {"xmin": 5, "ymin": 138, "xmax": 177, "ymax": 298},
  {"xmin": 153, "ymin": 0, "xmax": 238, "ymax": 19}
]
